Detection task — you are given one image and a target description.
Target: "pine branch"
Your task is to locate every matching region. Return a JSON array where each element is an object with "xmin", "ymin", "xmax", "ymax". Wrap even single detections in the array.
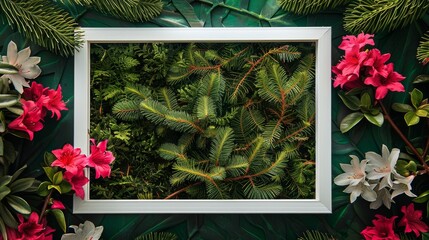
[
  {"xmin": 124, "ymin": 83, "xmax": 152, "ymax": 101},
  {"xmin": 158, "ymin": 88, "xmax": 179, "ymax": 110},
  {"xmin": 417, "ymin": 31, "xmax": 429, "ymax": 64},
  {"xmin": 158, "ymin": 143, "xmax": 187, "ymax": 161},
  {"xmin": 243, "ymin": 182, "xmax": 282, "ymax": 199},
  {"xmin": 344, "ymin": 0, "xmax": 429, "ymax": 33},
  {"xmin": 89, "ymin": 0, "xmax": 163, "ymax": 22},
  {"xmin": 209, "ymin": 127, "xmax": 235, "ymax": 166},
  {"xmin": 195, "ymin": 96, "xmax": 216, "ymax": 120},
  {"xmin": 112, "ymin": 100, "xmax": 141, "ymax": 121},
  {"xmin": 297, "ymin": 230, "xmax": 336, "ymax": 240},
  {"xmin": 277, "ymin": 0, "xmax": 351, "ymax": 15},
  {"xmin": 0, "ymin": 0, "xmax": 83, "ymax": 57}
]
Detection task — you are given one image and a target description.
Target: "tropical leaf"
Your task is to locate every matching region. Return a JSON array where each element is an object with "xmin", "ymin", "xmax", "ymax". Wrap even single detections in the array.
[{"xmin": 277, "ymin": 0, "xmax": 350, "ymax": 15}]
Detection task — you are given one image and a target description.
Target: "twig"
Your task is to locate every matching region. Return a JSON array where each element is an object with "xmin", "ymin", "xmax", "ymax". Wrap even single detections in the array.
[
  {"xmin": 38, "ymin": 189, "xmax": 53, "ymax": 224},
  {"xmin": 164, "ymin": 182, "xmax": 202, "ymax": 199}
]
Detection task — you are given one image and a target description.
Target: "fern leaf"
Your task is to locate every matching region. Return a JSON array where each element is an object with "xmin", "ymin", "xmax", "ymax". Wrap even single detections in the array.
[
  {"xmin": 417, "ymin": 32, "xmax": 429, "ymax": 64},
  {"xmin": 124, "ymin": 83, "xmax": 152, "ymax": 101},
  {"xmin": 297, "ymin": 230, "xmax": 336, "ymax": 240},
  {"xmin": 158, "ymin": 88, "xmax": 179, "ymax": 110},
  {"xmin": 0, "ymin": 0, "xmax": 83, "ymax": 57},
  {"xmin": 158, "ymin": 143, "xmax": 187, "ymax": 161},
  {"xmin": 134, "ymin": 232, "xmax": 178, "ymax": 240},
  {"xmin": 90, "ymin": 0, "xmax": 163, "ymax": 22},
  {"xmin": 112, "ymin": 100, "xmax": 141, "ymax": 121},
  {"xmin": 243, "ymin": 182, "xmax": 282, "ymax": 199},
  {"xmin": 209, "ymin": 127, "xmax": 235, "ymax": 165},
  {"xmin": 344, "ymin": 0, "xmax": 429, "ymax": 33},
  {"xmin": 195, "ymin": 96, "xmax": 216, "ymax": 120},
  {"xmin": 277, "ymin": 0, "xmax": 350, "ymax": 15}
]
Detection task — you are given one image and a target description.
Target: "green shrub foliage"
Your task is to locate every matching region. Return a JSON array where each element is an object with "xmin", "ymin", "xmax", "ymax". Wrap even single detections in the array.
[{"xmin": 90, "ymin": 42, "xmax": 316, "ymax": 199}]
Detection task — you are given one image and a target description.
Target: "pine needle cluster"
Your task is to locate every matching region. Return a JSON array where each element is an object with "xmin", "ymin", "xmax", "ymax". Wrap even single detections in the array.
[{"xmin": 111, "ymin": 42, "xmax": 316, "ymax": 199}]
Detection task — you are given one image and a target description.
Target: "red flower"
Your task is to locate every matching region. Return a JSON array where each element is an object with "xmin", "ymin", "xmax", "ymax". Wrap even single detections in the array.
[
  {"xmin": 8, "ymin": 99, "xmax": 44, "ymax": 140},
  {"xmin": 16, "ymin": 212, "xmax": 55, "ymax": 240},
  {"xmin": 0, "ymin": 227, "xmax": 20, "ymax": 240},
  {"xmin": 363, "ymin": 48, "xmax": 391, "ymax": 78},
  {"xmin": 398, "ymin": 203, "xmax": 429, "ymax": 237},
  {"xmin": 64, "ymin": 170, "xmax": 89, "ymax": 199},
  {"xmin": 338, "ymin": 33, "xmax": 374, "ymax": 52},
  {"xmin": 51, "ymin": 199, "xmax": 65, "ymax": 210},
  {"xmin": 51, "ymin": 144, "xmax": 87, "ymax": 175},
  {"xmin": 22, "ymin": 82, "xmax": 67, "ymax": 120},
  {"xmin": 88, "ymin": 139, "xmax": 115, "ymax": 179},
  {"xmin": 364, "ymin": 63, "xmax": 405, "ymax": 100},
  {"xmin": 361, "ymin": 214, "xmax": 399, "ymax": 240},
  {"xmin": 332, "ymin": 45, "xmax": 367, "ymax": 89},
  {"xmin": 43, "ymin": 85, "xmax": 68, "ymax": 120}
]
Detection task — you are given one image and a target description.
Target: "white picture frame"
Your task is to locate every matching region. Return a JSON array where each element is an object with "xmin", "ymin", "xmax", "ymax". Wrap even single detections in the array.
[{"xmin": 74, "ymin": 27, "xmax": 332, "ymax": 213}]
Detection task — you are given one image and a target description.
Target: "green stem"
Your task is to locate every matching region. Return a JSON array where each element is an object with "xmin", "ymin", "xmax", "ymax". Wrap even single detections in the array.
[
  {"xmin": 38, "ymin": 189, "xmax": 53, "ymax": 224},
  {"xmin": 379, "ymin": 101, "xmax": 429, "ymax": 171},
  {"xmin": 422, "ymin": 118, "xmax": 429, "ymax": 159},
  {"xmin": 164, "ymin": 182, "xmax": 202, "ymax": 199}
]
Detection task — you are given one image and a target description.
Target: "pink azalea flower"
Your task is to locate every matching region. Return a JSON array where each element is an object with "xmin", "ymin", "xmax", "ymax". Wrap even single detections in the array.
[
  {"xmin": 51, "ymin": 199, "xmax": 65, "ymax": 210},
  {"xmin": 363, "ymin": 48, "xmax": 391, "ymax": 78},
  {"xmin": 51, "ymin": 144, "xmax": 87, "ymax": 175},
  {"xmin": 43, "ymin": 85, "xmax": 68, "ymax": 120},
  {"xmin": 364, "ymin": 63, "xmax": 405, "ymax": 100},
  {"xmin": 64, "ymin": 170, "xmax": 89, "ymax": 199},
  {"xmin": 8, "ymin": 99, "xmax": 44, "ymax": 140},
  {"xmin": 361, "ymin": 214, "xmax": 399, "ymax": 240},
  {"xmin": 17, "ymin": 212, "xmax": 55, "ymax": 240},
  {"xmin": 338, "ymin": 33, "xmax": 375, "ymax": 52},
  {"xmin": 336, "ymin": 45, "xmax": 368, "ymax": 77},
  {"xmin": 398, "ymin": 203, "xmax": 429, "ymax": 237},
  {"xmin": 88, "ymin": 139, "xmax": 115, "ymax": 179}
]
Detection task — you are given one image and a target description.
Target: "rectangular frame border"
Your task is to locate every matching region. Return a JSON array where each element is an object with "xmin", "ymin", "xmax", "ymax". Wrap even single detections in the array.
[{"xmin": 74, "ymin": 27, "xmax": 332, "ymax": 213}]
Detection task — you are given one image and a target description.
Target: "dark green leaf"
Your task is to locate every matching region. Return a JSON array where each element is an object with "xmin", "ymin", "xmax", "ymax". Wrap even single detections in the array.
[
  {"xmin": 0, "ymin": 217, "xmax": 6, "ymax": 240},
  {"xmin": 0, "ymin": 94, "xmax": 20, "ymax": 108},
  {"xmin": 5, "ymin": 195, "xmax": 31, "ymax": 214},
  {"xmin": 340, "ymin": 112, "xmax": 364, "ymax": 133},
  {"xmin": 44, "ymin": 152, "xmax": 56, "ymax": 166},
  {"xmin": 392, "ymin": 103, "xmax": 414, "ymax": 113},
  {"xmin": 59, "ymin": 180, "xmax": 72, "ymax": 194},
  {"xmin": 338, "ymin": 91, "xmax": 360, "ymax": 111},
  {"xmin": 172, "ymin": 0, "xmax": 203, "ymax": 27},
  {"xmin": 10, "ymin": 178, "xmax": 35, "ymax": 193},
  {"xmin": 0, "ymin": 203, "xmax": 17, "ymax": 228},
  {"xmin": 0, "ymin": 186, "xmax": 10, "ymax": 201},
  {"xmin": 50, "ymin": 209, "xmax": 66, "ymax": 232},
  {"xmin": 48, "ymin": 184, "xmax": 62, "ymax": 194},
  {"xmin": 37, "ymin": 181, "xmax": 50, "ymax": 197},
  {"xmin": 10, "ymin": 165, "xmax": 26, "ymax": 182},
  {"xmin": 0, "ymin": 176, "xmax": 12, "ymax": 188},
  {"xmin": 404, "ymin": 111, "xmax": 420, "ymax": 126},
  {"xmin": 364, "ymin": 112, "xmax": 384, "ymax": 127},
  {"xmin": 360, "ymin": 92, "xmax": 371, "ymax": 109},
  {"xmin": 43, "ymin": 167, "xmax": 57, "ymax": 183}
]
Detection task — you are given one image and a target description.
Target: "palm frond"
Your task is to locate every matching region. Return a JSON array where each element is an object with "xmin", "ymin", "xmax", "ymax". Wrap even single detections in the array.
[
  {"xmin": 277, "ymin": 0, "xmax": 350, "ymax": 15},
  {"xmin": 0, "ymin": 0, "xmax": 83, "ymax": 57},
  {"xmin": 344, "ymin": 0, "xmax": 429, "ymax": 33}
]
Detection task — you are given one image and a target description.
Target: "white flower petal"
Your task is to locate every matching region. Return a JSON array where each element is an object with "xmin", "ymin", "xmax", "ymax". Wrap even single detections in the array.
[
  {"xmin": 5, "ymin": 74, "xmax": 29, "ymax": 93},
  {"xmin": 334, "ymin": 173, "xmax": 352, "ymax": 186},
  {"xmin": 61, "ymin": 233, "xmax": 77, "ymax": 240},
  {"xmin": 22, "ymin": 56, "xmax": 41, "ymax": 66},
  {"xmin": 361, "ymin": 186, "xmax": 377, "ymax": 202},
  {"xmin": 6, "ymin": 41, "xmax": 18, "ymax": 65},
  {"xmin": 366, "ymin": 171, "xmax": 385, "ymax": 180},
  {"xmin": 388, "ymin": 148, "xmax": 400, "ymax": 167},
  {"xmin": 381, "ymin": 144, "xmax": 390, "ymax": 159},
  {"xmin": 16, "ymin": 47, "xmax": 31, "ymax": 65},
  {"xmin": 20, "ymin": 64, "xmax": 41, "ymax": 79},
  {"xmin": 2, "ymin": 56, "xmax": 7, "ymax": 62},
  {"xmin": 92, "ymin": 226, "xmax": 104, "ymax": 240},
  {"xmin": 339, "ymin": 163, "xmax": 353, "ymax": 173}
]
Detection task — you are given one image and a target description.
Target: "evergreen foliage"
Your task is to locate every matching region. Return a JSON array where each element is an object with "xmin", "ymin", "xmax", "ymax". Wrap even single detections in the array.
[
  {"xmin": 277, "ymin": 0, "xmax": 350, "ymax": 15},
  {"xmin": 0, "ymin": 0, "xmax": 83, "ymax": 57},
  {"xmin": 87, "ymin": 0, "xmax": 163, "ymax": 22},
  {"xmin": 134, "ymin": 232, "xmax": 178, "ymax": 240},
  {"xmin": 417, "ymin": 32, "xmax": 429, "ymax": 64},
  {"xmin": 297, "ymin": 230, "xmax": 336, "ymax": 240},
  {"xmin": 110, "ymin": 42, "xmax": 316, "ymax": 199},
  {"xmin": 344, "ymin": 0, "xmax": 429, "ymax": 33}
]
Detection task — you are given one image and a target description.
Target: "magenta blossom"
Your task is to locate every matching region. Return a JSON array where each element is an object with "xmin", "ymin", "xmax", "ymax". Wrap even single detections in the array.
[
  {"xmin": 64, "ymin": 170, "xmax": 89, "ymax": 199},
  {"xmin": 88, "ymin": 139, "xmax": 115, "ymax": 179},
  {"xmin": 338, "ymin": 33, "xmax": 375, "ymax": 52},
  {"xmin": 398, "ymin": 203, "xmax": 429, "ymax": 237},
  {"xmin": 361, "ymin": 214, "xmax": 399, "ymax": 240},
  {"xmin": 51, "ymin": 144, "xmax": 87, "ymax": 175},
  {"xmin": 364, "ymin": 63, "xmax": 405, "ymax": 100},
  {"xmin": 8, "ymin": 99, "xmax": 44, "ymax": 140},
  {"xmin": 17, "ymin": 212, "xmax": 55, "ymax": 240}
]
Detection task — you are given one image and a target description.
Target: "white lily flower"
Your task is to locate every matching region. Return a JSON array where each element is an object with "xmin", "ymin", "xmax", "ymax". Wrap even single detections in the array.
[
  {"xmin": 334, "ymin": 155, "xmax": 367, "ymax": 186},
  {"xmin": 370, "ymin": 187, "xmax": 394, "ymax": 209},
  {"xmin": 343, "ymin": 181, "xmax": 377, "ymax": 203},
  {"xmin": 1, "ymin": 41, "xmax": 41, "ymax": 93},
  {"xmin": 61, "ymin": 220, "xmax": 103, "ymax": 240},
  {"xmin": 391, "ymin": 173, "xmax": 416, "ymax": 199},
  {"xmin": 366, "ymin": 144, "xmax": 400, "ymax": 189}
]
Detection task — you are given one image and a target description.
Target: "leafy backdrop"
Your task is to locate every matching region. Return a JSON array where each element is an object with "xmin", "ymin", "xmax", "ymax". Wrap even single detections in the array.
[{"xmin": 1, "ymin": 0, "xmax": 428, "ymax": 239}]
